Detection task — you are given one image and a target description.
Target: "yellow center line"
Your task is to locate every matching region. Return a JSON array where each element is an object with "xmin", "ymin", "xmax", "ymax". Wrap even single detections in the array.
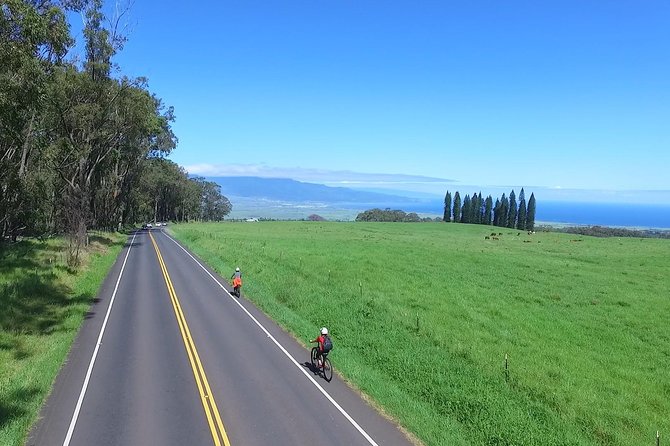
[{"xmin": 149, "ymin": 232, "xmax": 231, "ymax": 446}]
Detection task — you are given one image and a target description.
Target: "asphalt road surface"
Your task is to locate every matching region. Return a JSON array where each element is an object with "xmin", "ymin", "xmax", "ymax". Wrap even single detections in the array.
[{"xmin": 28, "ymin": 229, "xmax": 415, "ymax": 446}]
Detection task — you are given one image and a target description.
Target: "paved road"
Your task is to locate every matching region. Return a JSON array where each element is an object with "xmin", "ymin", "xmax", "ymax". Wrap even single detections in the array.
[{"xmin": 28, "ymin": 229, "xmax": 415, "ymax": 446}]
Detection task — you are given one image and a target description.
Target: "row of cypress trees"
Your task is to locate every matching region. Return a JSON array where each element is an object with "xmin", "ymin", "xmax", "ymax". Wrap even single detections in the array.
[{"xmin": 443, "ymin": 188, "xmax": 537, "ymax": 231}]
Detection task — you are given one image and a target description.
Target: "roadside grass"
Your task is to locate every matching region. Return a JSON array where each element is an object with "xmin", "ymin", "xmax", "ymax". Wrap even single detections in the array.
[
  {"xmin": 171, "ymin": 221, "xmax": 670, "ymax": 446},
  {"xmin": 0, "ymin": 232, "xmax": 126, "ymax": 446}
]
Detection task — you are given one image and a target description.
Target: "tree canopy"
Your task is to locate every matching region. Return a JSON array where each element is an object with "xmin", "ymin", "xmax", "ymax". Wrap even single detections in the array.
[{"xmin": 0, "ymin": 0, "xmax": 231, "ymax": 264}]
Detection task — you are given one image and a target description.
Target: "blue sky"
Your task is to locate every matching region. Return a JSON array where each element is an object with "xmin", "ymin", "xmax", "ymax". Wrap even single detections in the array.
[{"xmin": 70, "ymin": 1, "xmax": 669, "ymax": 202}]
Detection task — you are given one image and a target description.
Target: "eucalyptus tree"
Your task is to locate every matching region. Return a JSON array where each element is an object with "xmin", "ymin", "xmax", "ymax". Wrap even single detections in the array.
[
  {"xmin": 0, "ymin": 0, "xmax": 70, "ymax": 239},
  {"xmin": 47, "ymin": 0, "xmax": 175, "ymax": 263}
]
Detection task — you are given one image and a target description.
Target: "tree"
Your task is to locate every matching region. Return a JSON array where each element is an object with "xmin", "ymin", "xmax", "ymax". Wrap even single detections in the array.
[
  {"xmin": 517, "ymin": 188, "xmax": 527, "ymax": 230},
  {"xmin": 200, "ymin": 181, "xmax": 231, "ymax": 221},
  {"xmin": 46, "ymin": 0, "xmax": 176, "ymax": 263},
  {"xmin": 484, "ymin": 196, "xmax": 493, "ymax": 225},
  {"xmin": 498, "ymin": 194, "xmax": 509, "ymax": 228},
  {"xmin": 443, "ymin": 191, "xmax": 451, "ymax": 222},
  {"xmin": 507, "ymin": 189, "xmax": 517, "ymax": 228},
  {"xmin": 526, "ymin": 193, "xmax": 536, "ymax": 231},
  {"xmin": 355, "ymin": 208, "xmax": 422, "ymax": 222},
  {"xmin": 461, "ymin": 194, "xmax": 471, "ymax": 223},
  {"xmin": 452, "ymin": 192, "xmax": 461, "ymax": 223},
  {"xmin": 493, "ymin": 198, "xmax": 500, "ymax": 226},
  {"xmin": 0, "ymin": 0, "xmax": 71, "ymax": 240}
]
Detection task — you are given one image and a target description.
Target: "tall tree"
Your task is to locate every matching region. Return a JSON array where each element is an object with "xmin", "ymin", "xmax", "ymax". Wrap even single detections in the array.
[
  {"xmin": 0, "ymin": 0, "xmax": 71, "ymax": 240},
  {"xmin": 452, "ymin": 191, "xmax": 461, "ymax": 223},
  {"xmin": 475, "ymin": 192, "xmax": 483, "ymax": 224},
  {"xmin": 493, "ymin": 198, "xmax": 500, "ymax": 226},
  {"xmin": 443, "ymin": 191, "xmax": 451, "ymax": 222},
  {"xmin": 507, "ymin": 189, "xmax": 517, "ymax": 228},
  {"xmin": 200, "ymin": 181, "xmax": 232, "ymax": 221},
  {"xmin": 461, "ymin": 194, "xmax": 471, "ymax": 223},
  {"xmin": 499, "ymin": 193, "xmax": 509, "ymax": 228},
  {"xmin": 517, "ymin": 188, "xmax": 527, "ymax": 230},
  {"xmin": 484, "ymin": 196, "xmax": 493, "ymax": 225},
  {"xmin": 526, "ymin": 193, "xmax": 536, "ymax": 231}
]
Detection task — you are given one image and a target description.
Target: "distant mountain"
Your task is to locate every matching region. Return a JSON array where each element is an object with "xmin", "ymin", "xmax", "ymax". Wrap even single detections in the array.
[{"xmin": 206, "ymin": 176, "xmax": 419, "ymax": 204}]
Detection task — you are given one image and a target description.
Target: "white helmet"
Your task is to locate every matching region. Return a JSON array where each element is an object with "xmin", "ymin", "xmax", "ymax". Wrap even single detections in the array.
[
  {"xmin": 236, "ymin": 267, "xmax": 240, "ymax": 272},
  {"xmin": 321, "ymin": 327, "xmax": 328, "ymax": 335}
]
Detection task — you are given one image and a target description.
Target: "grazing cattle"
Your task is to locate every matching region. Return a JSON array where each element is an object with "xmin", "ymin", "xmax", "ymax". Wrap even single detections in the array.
[
  {"xmin": 517, "ymin": 232, "xmax": 520, "ymax": 236},
  {"xmin": 491, "ymin": 232, "xmax": 497, "ymax": 236},
  {"xmin": 492, "ymin": 236, "xmax": 499, "ymax": 240},
  {"xmin": 498, "ymin": 232, "xmax": 503, "ymax": 236},
  {"xmin": 485, "ymin": 236, "xmax": 490, "ymax": 239}
]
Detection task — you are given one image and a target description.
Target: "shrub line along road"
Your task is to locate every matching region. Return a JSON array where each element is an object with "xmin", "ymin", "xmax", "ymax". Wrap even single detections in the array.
[{"xmin": 27, "ymin": 229, "xmax": 414, "ymax": 446}]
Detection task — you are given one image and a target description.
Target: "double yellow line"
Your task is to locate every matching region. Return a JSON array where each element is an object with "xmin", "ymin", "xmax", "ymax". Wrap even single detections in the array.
[{"xmin": 149, "ymin": 232, "xmax": 231, "ymax": 446}]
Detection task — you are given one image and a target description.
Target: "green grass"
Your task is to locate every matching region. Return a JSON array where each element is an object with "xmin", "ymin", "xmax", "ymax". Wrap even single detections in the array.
[
  {"xmin": 0, "ymin": 232, "xmax": 126, "ymax": 446},
  {"xmin": 171, "ymin": 221, "xmax": 670, "ymax": 446}
]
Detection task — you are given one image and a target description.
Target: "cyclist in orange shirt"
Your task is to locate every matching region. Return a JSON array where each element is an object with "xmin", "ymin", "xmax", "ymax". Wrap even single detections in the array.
[{"xmin": 230, "ymin": 267, "xmax": 242, "ymax": 297}]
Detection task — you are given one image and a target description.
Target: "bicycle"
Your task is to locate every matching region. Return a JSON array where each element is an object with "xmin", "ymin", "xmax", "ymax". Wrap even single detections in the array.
[{"xmin": 310, "ymin": 347, "xmax": 333, "ymax": 382}]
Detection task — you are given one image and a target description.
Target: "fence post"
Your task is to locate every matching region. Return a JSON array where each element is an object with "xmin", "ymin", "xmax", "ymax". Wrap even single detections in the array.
[
  {"xmin": 657, "ymin": 431, "xmax": 660, "ymax": 446},
  {"xmin": 505, "ymin": 353, "xmax": 509, "ymax": 382}
]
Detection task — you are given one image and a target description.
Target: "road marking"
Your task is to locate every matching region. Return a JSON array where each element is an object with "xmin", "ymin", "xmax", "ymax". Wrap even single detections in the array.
[
  {"xmin": 162, "ymin": 232, "xmax": 380, "ymax": 446},
  {"xmin": 63, "ymin": 232, "xmax": 137, "ymax": 446},
  {"xmin": 149, "ymin": 232, "xmax": 231, "ymax": 446}
]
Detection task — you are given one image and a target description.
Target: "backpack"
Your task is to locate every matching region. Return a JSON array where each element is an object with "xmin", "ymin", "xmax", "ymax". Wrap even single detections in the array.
[{"xmin": 322, "ymin": 335, "xmax": 333, "ymax": 352}]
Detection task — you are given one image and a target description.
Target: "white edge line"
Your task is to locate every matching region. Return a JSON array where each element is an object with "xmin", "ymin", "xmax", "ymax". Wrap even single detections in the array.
[
  {"xmin": 162, "ymin": 231, "xmax": 379, "ymax": 446},
  {"xmin": 62, "ymin": 232, "xmax": 137, "ymax": 446}
]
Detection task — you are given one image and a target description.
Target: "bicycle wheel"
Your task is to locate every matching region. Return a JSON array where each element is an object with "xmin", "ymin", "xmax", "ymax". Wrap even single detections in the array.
[
  {"xmin": 323, "ymin": 357, "xmax": 333, "ymax": 382},
  {"xmin": 310, "ymin": 347, "xmax": 318, "ymax": 369}
]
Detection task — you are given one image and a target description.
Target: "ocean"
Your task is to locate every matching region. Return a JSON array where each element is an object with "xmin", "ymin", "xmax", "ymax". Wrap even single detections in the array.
[{"xmin": 534, "ymin": 201, "xmax": 670, "ymax": 229}]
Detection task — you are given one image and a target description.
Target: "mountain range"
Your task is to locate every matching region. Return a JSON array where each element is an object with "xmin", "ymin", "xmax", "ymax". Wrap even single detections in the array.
[{"xmin": 206, "ymin": 176, "xmax": 422, "ymax": 204}]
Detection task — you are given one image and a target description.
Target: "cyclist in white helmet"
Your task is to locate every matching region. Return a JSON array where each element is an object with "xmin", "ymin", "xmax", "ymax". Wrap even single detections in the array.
[
  {"xmin": 310, "ymin": 327, "xmax": 333, "ymax": 368},
  {"xmin": 230, "ymin": 267, "xmax": 242, "ymax": 297}
]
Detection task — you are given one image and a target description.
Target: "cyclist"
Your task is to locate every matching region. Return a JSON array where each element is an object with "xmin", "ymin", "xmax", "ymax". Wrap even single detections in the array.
[
  {"xmin": 230, "ymin": 267, "xmax": 242, "ymax": 297},
  {"xmin": 310, "ymin": 327, "xmax": 332, "ymax": 368}
]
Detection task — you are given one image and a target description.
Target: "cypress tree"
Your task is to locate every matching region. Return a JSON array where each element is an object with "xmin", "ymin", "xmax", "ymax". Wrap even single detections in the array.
[
  {"xmin": 499, "ymin": 193, "xmax": 509, "ymax": 228},
  {"xmin": 493, "ymin": 198, "xmax": 501, "ymax": 226},
  {"xmin": 517, "ymin": 188, "xmax": 527, "ymax": 230},
  {"xmin": 443, "ymin": 191, "xmax": 452, "ymax": 222},
  {"xmin": 461, "ymin": 194, "xmax": 471, "ymax": 223},
  {"xmin": 477, "ymin": 192, "xmax": 484, "ymax": 224},
  {"xmin": 507, "ymin": 190, "xmax": 517, "ymax": 228},
  {"xmin": 484, "ymin": 196, "xmax": 493, "ymax": 225},
  {"xmin": 470, "ymin": 193, "xmax": 479, "ymax": 224},
  {"xmin": 453, "ymin": 191, "xmax": 461, "ymax": 223},
  {"xmin": 526, "ymin": 193, "xmax": 536, "ymax": 231}
]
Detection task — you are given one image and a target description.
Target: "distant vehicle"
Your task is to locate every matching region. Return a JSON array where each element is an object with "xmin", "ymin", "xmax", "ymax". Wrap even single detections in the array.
[
  {"xmin": 161, "ymin": 221, "xmax": 168, "ymax": 226},
  {"xmin": 154, "ymin": 222, "xmax": 162, "ymax": 227},
  {"xmin": 142, "ymin": 223, "xmax": 152, "ymax": 229},
  {"xmin": 245, "ymin": 218, "xmax": 259, "ymax": 222}
]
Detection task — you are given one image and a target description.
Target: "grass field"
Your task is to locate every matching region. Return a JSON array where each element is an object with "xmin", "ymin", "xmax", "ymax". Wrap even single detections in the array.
[
  {"xmin": 0, "ymin": 233, "xmax": 126, "ymax": 446},
  {"xmin": 171, "ymin": 221, "xmax": 670, "ymax": 446}
]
